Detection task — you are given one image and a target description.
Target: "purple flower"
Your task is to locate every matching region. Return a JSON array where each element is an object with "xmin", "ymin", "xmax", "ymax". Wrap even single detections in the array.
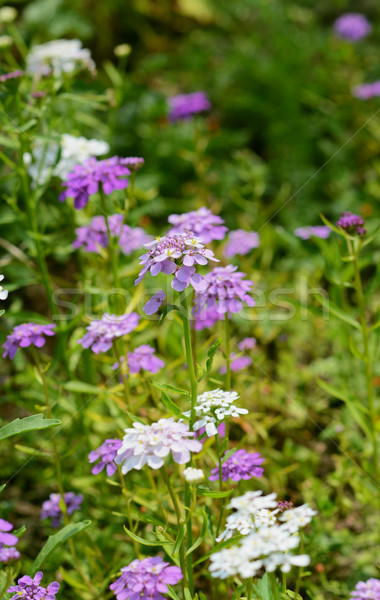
[
  {"xmin": 143, "ymin": 291, "xmax": 166, "ymax": 316},
  {"xmin": 193, "ymin": 265, "xmax": 255, "ymax": 329},
  {"xmin": 294, "ymin": 226, "xmax": 331, "ymax": 240},
  {"xmin": 78, "ymin": 312, "xmax": 140, "ymax": 354},
  {"xmin": 193, "ymin": 306, "xmax": 220, "ymax": 330},
  {"xmin": 238, "ymin": 337, "xmax": 256, "ymax": 351},
  {"xmin": 115, "ymin": 418, "xmax": 202, "ymax": 473},
  {"xmin": 88, "ymin": 439, "xmax": 122, "ymax": 476},
  {"xmin": 219, "ymin": 354, "xmax": 252, "ymax": 374},
  {"xmin": 119, "ymin": 225, "xmax": 153, "ymax": 256},
  {"xmin": 168, "ymin": 91, "xmax": 211, "ymax": 121},
  {"xmin": 3, "ymin": 323, "xmax": 56, "ymax": 359},
  {"xmin": 224, "ymin": 230, "xmax": 260, "ymax": 258},
  {"xmin": 112, "ymin": 345, "xmax": 164, "ymax": 375},
  {"xmin": 0, "ymin": 546, "xmax": 20, "ymax": 563},
  {"xmin": 168, "ymin": 207, "xmax": 227, "ymax": 244},
  {"xmin": 209, "ymin": 449, "xmax": 264, "ymax": 482},
  {"xmin": 277, "ymin": 500, "xmax": 294, "ymax": 512},
  {"xmin": 336, "ymin": 212, "xmax": 366, "ymax": 235},
  {"xmin": 122, "ymin": 156, "xmax": 145, "ymax": 171},
  {"xmin": 41, "ymin": 492, "xmax": 83, "ymax": 528},
  {"xmin": 59, "ymin": 156, "xmax": 131, "ymax": 209},
  {"xmin": 0, "ymin": 70, "xmax": 24, "ymax": 83},
  {"xmin": 0, "ymin": 518, "xmax": 18, "ymax": 547},
  {"xmin": 353, "ymin": 82, "xmax": 380, "ymax": 100},
  {"xmin": 73, "ymin": 214, "xmax": 124, "ymax": 253},
  {"xmin": 8, "ymin": 572, "xmax": 60, "ymax": 600},
  {"xmin": 334, "ymin": 13, "xmax": 371, "ymax": 41},
  {"xmin": 110, "ymin": 556, "xmax": 183, "ymax": 600},
  {"xmin": 135, "ymin": 232, "xmax": 218, "ymax": 293},
  {"xmin": 350, "ymin": 578, "xmax": 380, "ymax": 600}
]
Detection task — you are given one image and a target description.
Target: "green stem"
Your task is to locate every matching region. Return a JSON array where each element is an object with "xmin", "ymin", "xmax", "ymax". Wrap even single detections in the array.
[
  {"xmin": 125, "ymin": 171, "xmax": 136, "ymax": 220},
  {"xmin": 113, "ymin": 341, "xmax": 131, "ymax": 412},
  {"xmin": 294, "ymin": 533, "xmax": 304, "ymax": 596},
  {"xmin": 0, "ymin": 566, "xmax": 13, "ymax": 599},
  {"xmin": 100, "ymin": 191, "xmax": 122, "ymax": 314},
  {"xmin": 179, "ymin": 293, "xmax": 198, "ymax": 430},
  {"xmin": 215, "ymin": 433, "xmax": 225, "ymax": 537},
  {"xmin": 246, "ymin": 578, "xmax": 253, "ymax": 600},
  {"xmin": 117, "ymin": 467, "xmax": 140, "ymax": 557},
  {"xmin": 282, "ymin": 572, "xmax": 287, "ymax": 595},
  {"xmin": 162, "ymin": 467, "xmax": 187, "ymax": 593},
  {"xmin": 224, "ymin": 314, "xmax": 231, "ymax": 391}
]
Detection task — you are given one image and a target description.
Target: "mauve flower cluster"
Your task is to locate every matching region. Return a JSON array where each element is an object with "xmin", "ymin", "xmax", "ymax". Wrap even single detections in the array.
[
  {"xmin": 135, "ymin": 232, "xmax": 218, "ymax": 294},
  {"xmin": 353, "ymin": 82, "xmax": 380, "ymax": 100},
  {"xmin": 8, "ymin": 572, "xmax": 59, "ymax": 600},
  {"xmin": 336, "ymin": 212, "xmax": 366, "ymax": 235},
  {"xmin": 78, "ymin": 312, "xmax": 140, "ymax": 354},
  {"xmin": 41, "ymin": 492, "xmax": 83, "ymax": 528},
  {"xmin": 219, "ymin": 354, "xmax": 252, "ymax": 374},
  {"xmin": 238, "ymin": 337, "xmax": 256, "ymax": 351},
  {"xmin": 115, "ymin": 418, "xmax": 202, "ymax": 474},
  {"xmin": 168, "ymin": 91, "xmax": 211, "ymax": 121},
  {"xmin": 88, "ymin": 439, "xmax": 122, "ymax": 476},
  {"xmin": 3, "ymin": 323, "xmax": 56, "ymax": 359},
  {"xmin": 277, "ymin": 501, "xmax": 294, "ymax": 512},
  {"xmin": 60, "ymin": 156, "xmax": 131, "ymax": 209},
  {"xmin": 224, "ymin": 230, "xmax": 260, "ymax": 258},
  {"xmin": 334, "ymin": 13, "xmax": 371, "ymax": 41},
  {"xmin": 0, "ymin": 518, "xmax": 20, "ymax": 563},
  {"xmin": 119, "ymin": 225, "xmax": 153, "ymax": 256},
  {"xmin": 73, "ymin": 214, "xmax": 124, "ymax": 252},
  {"xmin": 294, "ymin": 226, "xmax": 331, "ymax": 240},
  {"xmin": 350, "ymin": 578, "xmax": 380, "ymax": 600},
  {"xmin": 193, "ymin": 265, "xmax": 255, "ymax": 330},
  {"xmin": 209, "ymin": 449, "xmax": 264, "ymax": 482},
  {"xmin": 110, "ymin": 557, "xmax": 183, "ymax": 600},
  {"xmin": 112, "ymin": 345, "xmax": 164, "ymax": 375},
  {"xmin": 0, "ymin": 69, "xmax": 23, "ymax": 83},
  {"xmin": 168, "ymin": 207, "xmax": 227, "ymax": 244}
]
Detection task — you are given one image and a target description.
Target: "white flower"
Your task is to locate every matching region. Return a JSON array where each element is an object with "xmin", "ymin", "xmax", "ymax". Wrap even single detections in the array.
[
  {"xmin": 183, "ymin": 467, "xmax": 204, "ymax": 484},
  {"xmin": 216, "ymin": 512, "xmax": 254, "ymax": 542},
  {"xmin": 0, "ymin": 275, "xmax": 8, "ymax": 301},
  {"xmin": 0, "ymin": 6, "xmax": 17, "ymax": 22},
  {"xmin": 26, "ymin": 39, "xmax": 95, "ymax": 77},
  {"xmin": 185, "ymin": 389, "xmax": 248, "ymax": 437},
  {"xmin": 227, "ymin": 490, "xmax": 278, "ymax": 514},
  {"xmin": 252, "ymin": 508, "xmax": 279, "ymax": 528},
  {"xmin": 209, "ymin": 546, "xmax": 260, "ymax": 579},
  {"xmin": 279, "ymin": 504, "xmax": 317, "ymax": 534}
]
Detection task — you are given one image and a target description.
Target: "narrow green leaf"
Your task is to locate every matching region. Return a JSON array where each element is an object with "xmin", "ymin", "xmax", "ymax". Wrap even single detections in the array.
[
  {"xmin": 62, "ymin": 381, "xmax": 102, "ymax": 394},
  {"xmin": 0, "ymin": 414, "xmax": 60, "ymax": 442},
  {"xmin": 167, "ymin": 586, "xmax": 182, "ymax": 600},
  {"xmin": 193, "ymin": 535, "xmax": 240, "ymax": 566},
  {"xmin": 123, "ymin": 525, "xmax": 172, "ymax": 546},
  {"xmin": 161, "ymin": 391, "xmax": 182, "ymax": 418},
  {"xmin": 186, "ymin": 511, "xmax": 207, "ymax": 556},
  {"xmin": 31, "ymin": 520, "xmax": 91, "ymax": 571},
  {"xmin": 184, "ymin": 589, "xmax": 193, "ymax": 600},
  {"xmin": 152, "ymin": 382, "xmax": 188, "ymax": 396},
  {"xmin": 173, "ymin": 524, "xmax": 186, "ymax": 556},
  {"xmin": 195, "ymin": 487, "xmax": 233, "ymax": 498},
  {"xmin": 200, "ymin": 338, "xmax": 222, "ymax": 380}
]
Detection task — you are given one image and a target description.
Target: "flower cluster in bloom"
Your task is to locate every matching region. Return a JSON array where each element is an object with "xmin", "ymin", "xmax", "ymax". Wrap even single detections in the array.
[
  {"xmin": 135, "ymin": 232, "xmax": 218, "ymax": 294},
  {"xmin": 73, "ymin": 214, "xmax": 124, "ymax": 252},
  {"xmin": 168, "ymin": 91, "xmax": 211, "ymax": 121},
  {"xmin": 119, "ymin": 225, "xmax": 153, "ymax": 256},
  {"xmin": 26, "ymin": 39, "xmax": 95, "ymax": 76},
  {"xmin": 41, "ymin": 492, "xmax": 83, "ymax": 528},
  {"xmin": 115, "ymin": 418, "xmax": 202, "ymax": 474},
  {"xmin": 224, "ymin": 230, "xmax": 260, "ymax": 258},
  {"xmin": 3, "ymin": 323, "xmax": 56, "ymax": 359},
  {"xmin": 209, "ymin": 449, "xmax": 264, "ymax": 482},
  {"xmin": 110, "ymin": 557, "xmax": 182, "ymax": 600},
  {"xmin": 353, "ymin": 82, "xmax": 380, "ymax": 100},
  {"xmin": 88, "ymin": 439, "xmax": 122, "ymax": 476},
  {"xmin": 294, "ymin": 226, "xmax": 331, "ymax": 240},
  {"xmin": 183, "ymin": 467, "xmax": 204, "ymax": 484},
  {"xmin": 0, "ymin": 518, "xmax": 20, "ymax": 563},
  {"xmin": 350, "ymin": 578, "xmax": 380, "ymax": 600},
  {"xmin": 277, "ymin": 500, "xmax": 294, "ymax": 512},
  {"xmin": 219, "ymin": 354, "xmax": 252, "ymax": 374},
  {"xmin": 78, "ymin": 312, "xmax": 140, "ymax": 354},
  {"xmin": 210, "ymin": 491, "xmax": 315, "ymax": 579},
  {"xmin": 238, "ymin": 337, "xmax": 256, "ymax": 351},
  {"xmin": 168, "ymin": 207, "xmax": 227, "ymax": 243},
  {"xmin": 193, "ymin": 265, "xmax": 255, "ymax": 330},
  {"xmin": 0, "ymin": 69, "xmax": 23, "ymax": 83},
  {"xmin": 0, "ymin": 274, "xmax": 8, "ymax": 300},
  {"xmin": 185, "ymin": 389, "xmax": 248, "ymax": 437},
  {"xmin": 60, "ymin": 156, "xmax": 131, "ymax": 209},
  {"xmin": 8, "ymin": 572, "xmax": 60, "ymax": 600},
  {"xmin": 112, "ymin": 345, "xmax": 164, "ymax": 376},
  {"xmin": 143, "ymin": 291, "xmax": 166, "ymax": 316},
  {"xmin": 121, "ymin": 156, "xmax": 145, "ymax": 171},
  {"xmin": 333, "ymin": 13, "xmax": 371, "ymax": 41},
  {"xmin": 336, "ymin": 212, "xmax": 366, "ymax": 235}
]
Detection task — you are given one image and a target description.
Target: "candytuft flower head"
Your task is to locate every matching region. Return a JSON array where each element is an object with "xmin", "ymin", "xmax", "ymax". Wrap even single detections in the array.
[
  {"xmin": 60, "ymin": 156, "xmax": 131, "ymax": 209},
  {"xmin": 168, "ymin": 91, "xmax": 211, "ymax": 121},
  {"xmin": 41, "ymin": 492, "xmax": 83, "ymax": 528},
  {"xmin": 3, "ymin": 323, "xmax": 56, "ymax": 359},
  {"xmin": 336, "ymin": 212, "xmax": 366, "ymax": 235},
  {"xmin": 8, "ymin": 571, "xmax": 60, "ymax": 600},
  {"xmin": 224, "ymin": 230, "xmax": 260, "ymax": 258},
  {"xmin": 121, "ymin": 156, "xmax": 145, "ymax": 171},
  {"xmin": 350, "ymin": 578, "xmax": 380, "ymax": 600},
  {"xmin": 88, "ymin": 439, "xmax": 122, "ymax": 476},
  {"xmin": 0, "ymin": 546, "xmax": 20, "ymax": 563},
  {"xmin": 0, "ymin": 69, "xmax": 23, "ymax": 83},
  {"xmin": 78, "ymin": 312, "xmax": 140, "ymax": 354},
  {"xmin": 219, "ymin": 354, "xmax": 252, "ymax": 374},
  {"xmin": 294, "ymin": 226, "xmax": 331, "ymax": 240},
  {"xmin": 115, "ymin": 418, "xmax": 202, "ymax": 474},
  {"xmin": 353, "ymin": 82, "xmax": 380, "ymax": 100},
  {"xmin": 0, "ymin": 274, "xmax": 8, "ymax": 300},
  {"xmin": 186, "ymin": 389, "xmax": 248, "ymax": 437},
  {"xmin": 168, "ymin": 207, "xmax": 227, "ymax": 243},
  {"xmin": 193, "ymin": 265, "xmax": 254, "ymax": 330},
  {"xmin": 26, "ymin": 39, "xmax": 95, "ymax": 76},
  {"xmin": 135, "ymin": 232, "xmax": 218, "ymax": 294},
  {"xmin": 73, "ymin": 214, "xmax": 124, "ymax": 253},
  {"xmin": 183, "ymin": 467, "xmax": 204, "ymax": 484},
  {"xmin": 112, "ymin": 345, "xmax": 164, "ymax": 375},
  {"xmin": 238, "ymin": 337, "xmax": 256, "ymax": 351},
  {"xmin": 209, "ymin": 449, "xmax": 264, "ymax": 482},
  {"xmin": 0, "ymin": 518, "xmax": 18, "ymax": 548},
  {"xmin": 110, "ymin": 557, "xmax": 183, "ymax": 600},
  {"xmin": 334, "ymin": 13, "xmax": 371, "ymax": 41}
]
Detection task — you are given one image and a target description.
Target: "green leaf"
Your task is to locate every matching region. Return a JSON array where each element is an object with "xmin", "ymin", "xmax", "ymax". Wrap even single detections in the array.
[
  {"xmin": 161, "ymin": 391, "xmax": 182, "ymax": 418},
  {"xmin": 0, "ymin": 414, "xmax": 60, "ymax": 442},
  {"xmin": 173, "ymin": 524, "xmax": 186, "ymax": 556},
  {"xmin": 253, "ymin": 572, "xmax": 281, "ymax": 600},
  {"xmin": 321, "ymin": 300, "xmax": 361, "ymax": 330},
  {"xmin": 317, "ymin": 379, "xmax": 352, "ymax": 403},
  {"xmin": 167, "ymin": 587, "xmax": 182, "ymax": 600},
  {"xmin": 152, "ymin": 382, "xmax": 189, "ymax": 396},
  {"xmin": 186, "ymin": 511, "xmax": 207, "ymax": 556},
  {"xmin": 31, "ymin": 520, "xmax": 91, "ymax": 571},
  {"xmin": 123, "ymin": 525, "xmax": 172, "ymax": 546},
  {"xmin": 62, "ymin": 381, "xmax": 102, "ymax": 394},
  {"xmin": 193, "ymin": 535, "xmax": 240, "ymax": 566},
  {"xmin": 184, "ymin": 589, "xmax": 193, "ymax": 600},
  {"xmin": 317, "ymin": 379, "xmax": 371, "ymax": 437},
  {"xmin": 0, "ymin": 484, "xmax": 5, "ymax": 494},
  {"xmin": 200, "ymin": 338, "xmax": 222, "ymax": 380},
  {"xmin": 159, "ymin": 304, "xmax": 182, "ymax": 323},
  {"xmin": 195, "ymin": 486, "xmax": 233, "ymax": 498}
]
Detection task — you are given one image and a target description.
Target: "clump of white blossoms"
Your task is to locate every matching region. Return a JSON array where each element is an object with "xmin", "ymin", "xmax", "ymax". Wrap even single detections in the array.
[
  {"xmin": 184, "ymin": 389, "xmax": 248, "ymax": 437},
  {"xmin": 183, "ymin": 467, "xmax": 204, "ymax": 484},
  {"xmin": 26, "ymin": 39, "xmax": 95, "ymax": 77},
  {"xmin": 0, "ymin": 275, "xmax": 8, "ymax": 301},
  {"xmin": 209, "ymin": 490, "xmax": 316, "ymax": 580}
]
